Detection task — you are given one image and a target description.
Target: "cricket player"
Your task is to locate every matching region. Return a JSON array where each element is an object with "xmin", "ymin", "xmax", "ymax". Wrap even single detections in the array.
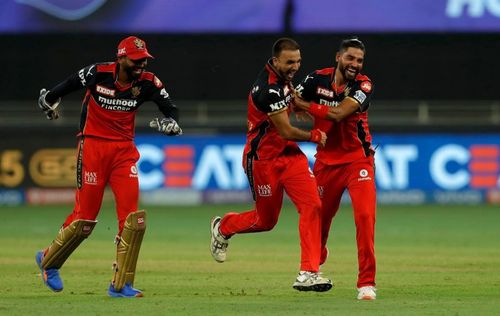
[
  {"xmin": 210, "ymin": 38, "xmax": 332, "ymax": 292},
  {"xmin": 294, "ymin": 38, "xmax": 377, "ymax": 300},
  {"xmin": 35, "ymin": 36, "xmax": 182, "ymax": 298}
]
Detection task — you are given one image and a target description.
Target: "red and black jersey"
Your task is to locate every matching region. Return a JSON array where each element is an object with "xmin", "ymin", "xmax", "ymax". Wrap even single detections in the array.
[
  {"xmin": 296, "ymin": 67, "xmax": 374, "ymax": 165},
  {"xmin": 46, "ymin": 62, "xmax": 178, "ymax": 141},
  {"xmin": 243, "ymin": 60, "xmax": 299, "ymax": 161}
]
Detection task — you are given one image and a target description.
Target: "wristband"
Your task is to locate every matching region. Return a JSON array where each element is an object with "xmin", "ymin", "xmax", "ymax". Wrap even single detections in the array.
[
  {"xmin": 308, "ymin": 103, "xmax": 329, "ymax": 119},
  {"xmin": 309, "ymin": 129, "xmax": 322, "ymax": 144}
]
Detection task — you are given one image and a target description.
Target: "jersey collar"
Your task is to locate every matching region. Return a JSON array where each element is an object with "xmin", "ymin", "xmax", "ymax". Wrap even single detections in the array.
[{"xmin": 265, "ymin": 59, "xmax": 286, "ymax": 84}]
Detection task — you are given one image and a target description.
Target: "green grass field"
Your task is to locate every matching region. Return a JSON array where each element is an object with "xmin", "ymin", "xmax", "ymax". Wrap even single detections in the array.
[{"xmin": 1, "ymin": 203, "xmax": 499, "ymax": 315}]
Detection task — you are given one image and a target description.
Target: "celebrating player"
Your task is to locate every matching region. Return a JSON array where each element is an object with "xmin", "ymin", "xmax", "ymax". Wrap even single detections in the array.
[
  {"xmin": 293, "ymin": 38, "xmax": 377, "ymax": 300},
  {"xmin": 35, "ymin": 36, "xmax": 182, "ymax": 298},
  {"xmin": 210, "ymin": 38, "xmax": 332, "ymax": 292}
]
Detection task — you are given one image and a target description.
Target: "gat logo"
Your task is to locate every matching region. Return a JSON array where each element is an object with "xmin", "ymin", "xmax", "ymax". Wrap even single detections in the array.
[
  {"xmin": 446, "ymin": 0, "xmax": 500, "ymax": 17},
  {"xmin": 29, "ymin": 149, "xmax": 76, "ymax": 187}
]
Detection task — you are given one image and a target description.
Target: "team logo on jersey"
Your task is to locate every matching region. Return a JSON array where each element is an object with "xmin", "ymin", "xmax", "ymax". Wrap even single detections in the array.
[
  {"xmin": 353, "ymin": 90, "xmax": 367, "ymax": 104},
  {"xmin": 257, "ymin": 184, "xmax": 272, "ymax": 197},
  {"xmin": 252, "ymin": 85, "xmax": 259, "ymax": 94},
  {"xmin": 360, "ymin": 81, "xmax": 372, "ymax": 93},
  {"xmin": 96, "ymin": 85, "xmax": 116, "ymax": 97},
  {"xmin": 317, "ymin": 87, "xmax": 334, "ymax": 98},
  {"xmin": 131, "ymin": 86, "xmax": 141, "ymax": 98},
  {"xmin": 153, "ymin": 76, "xmax": 162, "ymax": 88},
  {"xmin": 358, "ymin": 169, "xmax": 372, "ymax": 182}
]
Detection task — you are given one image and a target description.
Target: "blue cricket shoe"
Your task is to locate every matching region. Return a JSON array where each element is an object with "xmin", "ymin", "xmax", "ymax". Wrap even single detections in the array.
[
  {"xmin": 108, "ymin": 283, "xmax": 144, "ymax": 298},
  {"xmin": 35, "ymin": 251, "xmax": 63, "ymax": 292}
]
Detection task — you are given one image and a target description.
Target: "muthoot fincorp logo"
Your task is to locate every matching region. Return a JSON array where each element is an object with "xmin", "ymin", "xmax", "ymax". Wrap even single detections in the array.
[{"xmin": 97, "ymin": 96, "xmax": 137, "ymax": 111}]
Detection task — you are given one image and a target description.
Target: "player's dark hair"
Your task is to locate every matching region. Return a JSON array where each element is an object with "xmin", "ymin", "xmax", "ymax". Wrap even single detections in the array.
[
  {"xmin": 272, "ymin": 38, "xmax": 300, "ymax": 57},
  {"xmin": 339, "ymin": 37, "xmax": 366, "ymax": 53}
]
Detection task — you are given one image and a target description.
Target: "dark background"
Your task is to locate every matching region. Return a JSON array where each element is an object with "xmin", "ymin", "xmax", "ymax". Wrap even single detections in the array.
[{"xmin": 5, "ymin": 33, "xmax": 499, "ymax": 101}]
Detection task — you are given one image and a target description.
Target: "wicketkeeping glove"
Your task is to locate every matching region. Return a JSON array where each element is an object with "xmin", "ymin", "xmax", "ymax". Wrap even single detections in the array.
[
  {"xmin": 38, "ymin": 88, "xmax": 61, "ymax": 120},
  {"xmin": 149, "ymin": 117, "xmax": 183, "ymax": 136}
]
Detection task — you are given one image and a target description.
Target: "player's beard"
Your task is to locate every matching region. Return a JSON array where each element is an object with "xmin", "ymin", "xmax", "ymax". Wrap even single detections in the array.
[
  {"xmin": 338, "ymin": 63, "xmax": 359, "ymax": 81},
  {"xmin": 280, "ymin": 69, "xmax": 296, "ymax": 82},
  {"xmin": 125, "ymin": 65, "xmax": 144, "ymax": 80}
]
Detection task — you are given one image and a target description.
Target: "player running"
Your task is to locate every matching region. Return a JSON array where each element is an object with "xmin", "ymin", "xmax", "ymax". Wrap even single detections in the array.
[
  {"xmin": 35, "ymin": 36, "xmax": 182, "ymax": 298},
  {"xmin": 210, "ymin": 38, "xmax": 332, "ymax": 292}
]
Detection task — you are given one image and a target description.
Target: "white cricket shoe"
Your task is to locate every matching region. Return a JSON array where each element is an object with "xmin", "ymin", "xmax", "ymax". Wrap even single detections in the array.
[
  {"xmin": 292, "ymin": 271, "xmax": 333, "ymax": 292},
  {"xmin": 357, "ymin": 286, "xmax": 376, "ymax": 300},
  {"xmin": 210, "ymin": 216, "xmax": 229, "ymax": 263}
]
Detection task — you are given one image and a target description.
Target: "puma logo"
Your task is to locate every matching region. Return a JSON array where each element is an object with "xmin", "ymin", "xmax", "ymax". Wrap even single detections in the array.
[
  {"xmin": 269, "ymin": 89, "xmax": 281, "ymax": 97},
  {"xmin": 86, "ymin": 65, "xmax": 95, "ymax": 76},
  {"xmin": 303, "ymin": 74, "xmax": 314, "ymax": 82}
]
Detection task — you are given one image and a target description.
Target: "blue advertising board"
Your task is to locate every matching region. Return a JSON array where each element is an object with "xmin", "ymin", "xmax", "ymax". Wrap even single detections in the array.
[{"xmin": 135, "ymin": 134, "xmax": 500, "ymax": 204}]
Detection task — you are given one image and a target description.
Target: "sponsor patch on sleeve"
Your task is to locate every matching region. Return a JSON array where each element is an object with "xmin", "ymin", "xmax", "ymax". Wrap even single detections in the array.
[
  {"xmin": 360, "ymin": 81, "xmax": 372, "ymax": 93},
  {"xmin": 353, "ymin": 90, "xmax": 367, "ymax": 104}
]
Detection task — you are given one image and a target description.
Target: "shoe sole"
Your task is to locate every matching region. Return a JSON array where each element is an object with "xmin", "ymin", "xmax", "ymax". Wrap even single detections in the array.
[
  {"xmin": 35, "ymin": 251, "xmax": 63, "ymax": 292},
  {"xmin": 293, "ymin": 283, "xmax": 333, "ymax": 292},
  {"xmin": 108, "ymin": 291, "xmax": 144, "ymax": 298},
  {"xmin": 210, "ymin": 217, "xmax": 225, "ymax": 263}
]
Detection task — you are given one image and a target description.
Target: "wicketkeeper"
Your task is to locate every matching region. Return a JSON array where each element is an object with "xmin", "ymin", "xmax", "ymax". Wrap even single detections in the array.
[{"xmin": 35, "ymin": 36, "xmax": 182, "ymax": 298}]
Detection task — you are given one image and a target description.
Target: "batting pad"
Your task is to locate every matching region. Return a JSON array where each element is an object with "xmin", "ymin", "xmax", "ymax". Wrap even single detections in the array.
[
  {"xmin": 42, "ymin": 219, "xmax": 97, "ymax": 269},
  {"xmin": 112, "ymin": 210, "xmax": 146, "ymax": 291}
]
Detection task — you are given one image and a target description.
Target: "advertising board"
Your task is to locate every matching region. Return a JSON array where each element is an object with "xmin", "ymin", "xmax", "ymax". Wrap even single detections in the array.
[{"xmin": 1, "ymin": 133, "xmax": 498, "ymax": 204}]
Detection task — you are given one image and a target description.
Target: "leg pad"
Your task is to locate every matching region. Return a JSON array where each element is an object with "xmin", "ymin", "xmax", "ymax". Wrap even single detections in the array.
[
  {"xmin": 112, "ymin": 210, "xmax": 146, "ymax": 291},
  {"xmin": 42, "ymin": 219, "xmax": 97, "ymax": 269}
]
